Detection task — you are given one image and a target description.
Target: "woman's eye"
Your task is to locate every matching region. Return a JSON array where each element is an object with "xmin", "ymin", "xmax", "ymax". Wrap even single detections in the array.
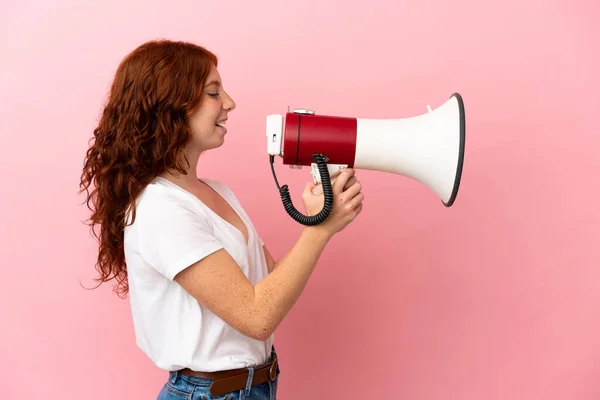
[{"xmin": 208, "ymin": 93, "xmax": 220, "ymax": 97}]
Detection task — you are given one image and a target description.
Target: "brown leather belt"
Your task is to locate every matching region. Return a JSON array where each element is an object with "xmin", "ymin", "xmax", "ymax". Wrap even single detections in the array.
[{"xmin": 179, "ymin": 352, "xmax": 279, "ymax": 396}]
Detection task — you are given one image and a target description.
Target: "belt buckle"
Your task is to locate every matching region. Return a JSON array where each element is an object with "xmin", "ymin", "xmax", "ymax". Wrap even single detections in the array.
[{"xmin": 269, "ymin": 358, "xmax": 278, "ymax": 381}]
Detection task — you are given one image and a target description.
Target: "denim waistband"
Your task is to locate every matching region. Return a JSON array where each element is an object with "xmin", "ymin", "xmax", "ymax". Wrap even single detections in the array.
[{"xmin": 174, "ymin": 346, "xmax": 277, "ymax": 385}]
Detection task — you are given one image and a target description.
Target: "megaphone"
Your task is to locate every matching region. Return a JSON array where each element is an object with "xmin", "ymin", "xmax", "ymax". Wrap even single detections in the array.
[{"xmin": 266, "ymin": 92, "xmax": 465, "ymax": 226}]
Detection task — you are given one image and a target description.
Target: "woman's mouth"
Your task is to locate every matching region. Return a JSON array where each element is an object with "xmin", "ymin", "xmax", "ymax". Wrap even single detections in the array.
[{"xmin": 215, "ymin": 119, "xmax": 227, "ymax": 133}]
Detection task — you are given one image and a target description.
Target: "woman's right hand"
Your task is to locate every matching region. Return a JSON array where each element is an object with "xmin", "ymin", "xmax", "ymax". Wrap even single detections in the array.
[{"xmin": 301, "ymin": 168, "xmax": 364, "ymax": 235}]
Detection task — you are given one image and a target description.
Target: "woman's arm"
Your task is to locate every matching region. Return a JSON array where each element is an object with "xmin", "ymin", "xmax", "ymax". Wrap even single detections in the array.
[
  {"xmin": 175, "ymin": 225, "xmax": 333, "ymax": 341},
  {"xmin": 174, "ymin": 168, "xmax": 363, "ymax": 341}
]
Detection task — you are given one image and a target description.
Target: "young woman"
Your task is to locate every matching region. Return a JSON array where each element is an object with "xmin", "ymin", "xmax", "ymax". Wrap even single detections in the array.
[{"xmin": 80, "ymin": 39, "xmax": 364, "ymax": 400}]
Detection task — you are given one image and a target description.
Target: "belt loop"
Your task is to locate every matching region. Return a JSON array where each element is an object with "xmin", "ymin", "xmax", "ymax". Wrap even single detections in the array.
[
  {"xmin": 243, "ymin": 367, "xmax": 255, "ymax": 397},
  {"xmin": 169, "ymin": 371, "xmax": 178, "ymax": 384}
]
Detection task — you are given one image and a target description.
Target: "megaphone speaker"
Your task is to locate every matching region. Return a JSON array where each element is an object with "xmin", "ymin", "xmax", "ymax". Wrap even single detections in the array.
[{"xmin": 266, "ymin": 92, "xmax": 466, "ymax": 226}]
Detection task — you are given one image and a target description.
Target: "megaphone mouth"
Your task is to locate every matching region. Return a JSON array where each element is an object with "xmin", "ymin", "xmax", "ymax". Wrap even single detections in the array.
[{"xmin": 442, "ymin": 92, "xmax": 466, "ymax": 207}]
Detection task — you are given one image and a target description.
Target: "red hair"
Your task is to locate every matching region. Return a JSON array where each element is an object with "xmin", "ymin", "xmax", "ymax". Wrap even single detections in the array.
[{"xmin": 79, "ymin": 40, "xmax": 218, "ymax": 297}]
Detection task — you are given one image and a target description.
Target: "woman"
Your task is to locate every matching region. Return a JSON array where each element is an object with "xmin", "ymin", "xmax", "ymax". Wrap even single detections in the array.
[{"xmin": 80, "ymin": 39, "xmax": 364, "ymax": 400}]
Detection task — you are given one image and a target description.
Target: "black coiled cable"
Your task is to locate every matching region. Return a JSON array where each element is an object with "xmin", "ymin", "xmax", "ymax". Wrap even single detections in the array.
[{"xmin": 270, "ymin": 154, "xmax": 333, "ymax": 226}]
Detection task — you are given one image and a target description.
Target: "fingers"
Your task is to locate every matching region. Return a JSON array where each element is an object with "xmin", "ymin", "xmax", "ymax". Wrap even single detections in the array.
[
  {"xmin": 343, "ymin": 176, "xmax": 357, "ymax": 190},
  {"xmin": 351, "ymin": 202, "xmax": 364, "ymax": 219},
  {"xmin": 340, "ymin": 179, "xmax": 362, "ymax": 202},
  {"xmin": 332, "ymin": 168, "xmax": 355, "ymax": 193},
  {"xmin": 310, "ymin": 169, "xmax": 344, "ymax": 195},
  {"xmin": 307, "ymin": 169, "xmax": 361, "ymax": 201},
  {"xmin": 314, "ymin": 175, "xmax": 354, "ymax": 195},
  {"xmin": 345, "ymin": 191, "xmax": 364, "ymax": 211}
]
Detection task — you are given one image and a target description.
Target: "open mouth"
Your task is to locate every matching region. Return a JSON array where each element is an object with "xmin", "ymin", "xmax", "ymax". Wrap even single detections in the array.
[{"xmin": 215, "ymin": 119, "xmax": 227, "ymax": 128}]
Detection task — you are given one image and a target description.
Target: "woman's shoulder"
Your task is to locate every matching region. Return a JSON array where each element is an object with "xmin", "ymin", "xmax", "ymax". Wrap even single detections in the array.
[
  {"xmin": 138, "ymin": 177, "xmax": 190, "ymax": 208},
  {"xmin": 125, "ymin": 177, "xmax": 202, "ymax": 225}
]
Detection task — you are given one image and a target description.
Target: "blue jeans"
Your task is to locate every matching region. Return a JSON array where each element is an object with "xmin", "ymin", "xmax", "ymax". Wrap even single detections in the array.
[{"xmin": 157, "ymin": 367, "xmax": 279, "ymax": 400}]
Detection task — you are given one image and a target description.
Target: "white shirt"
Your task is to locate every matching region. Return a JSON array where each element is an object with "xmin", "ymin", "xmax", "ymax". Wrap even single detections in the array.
[{"xmin": 123, "ymin": 176, "xmax": 274, "ymax": 372}]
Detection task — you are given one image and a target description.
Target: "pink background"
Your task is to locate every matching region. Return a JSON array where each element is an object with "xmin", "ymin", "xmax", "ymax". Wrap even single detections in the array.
[{"xmin": 1, "ymin": 0, "xmax": 599, "ymax": 399}]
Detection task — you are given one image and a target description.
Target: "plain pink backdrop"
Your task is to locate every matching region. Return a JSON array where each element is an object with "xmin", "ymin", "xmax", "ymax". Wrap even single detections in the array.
[{"xmin": 1, "ymin": 0, "xmax": 599, "ymax": 399}]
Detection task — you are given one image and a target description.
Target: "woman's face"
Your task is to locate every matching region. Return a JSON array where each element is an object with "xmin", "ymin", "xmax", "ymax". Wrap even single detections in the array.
[{"xmin": 188, "ymin": 64, "xmax": 236, "ymax": 153}]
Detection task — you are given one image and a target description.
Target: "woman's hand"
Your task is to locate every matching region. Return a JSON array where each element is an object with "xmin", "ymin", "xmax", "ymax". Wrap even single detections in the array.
[{"xmin": 301, "ymin": 168, "xmax": 364, "ymax": 235}]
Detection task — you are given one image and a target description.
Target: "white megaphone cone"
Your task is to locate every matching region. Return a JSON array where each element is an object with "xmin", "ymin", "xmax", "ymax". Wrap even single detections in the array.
[{"xmin": 266, "ymin": 93, "xmax": 466, "ymax": 226}]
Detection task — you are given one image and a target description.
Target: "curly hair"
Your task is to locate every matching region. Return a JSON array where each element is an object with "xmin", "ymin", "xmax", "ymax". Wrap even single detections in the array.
[{"xmin": 79, "ymin": 39, "xmax": 218, "ymax": 297}]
